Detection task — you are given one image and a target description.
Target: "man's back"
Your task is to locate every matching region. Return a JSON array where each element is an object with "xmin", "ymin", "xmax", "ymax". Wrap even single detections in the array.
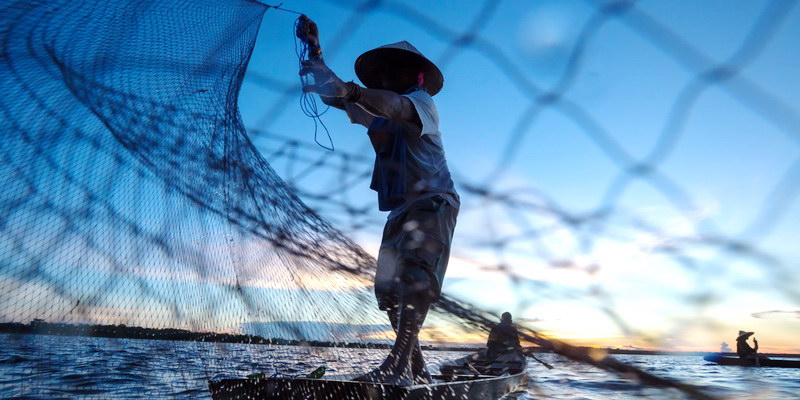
[
  {"xmin": 487, "ymin": 316, "xmax": 522, "ymax": 358},
  {"xmin": 736, "ymin": 339, "xmax": 755, "ymax": 358}
]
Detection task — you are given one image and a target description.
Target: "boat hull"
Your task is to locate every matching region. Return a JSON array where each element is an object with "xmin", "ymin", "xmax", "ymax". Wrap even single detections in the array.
[
  {"xmin": 704, "ymin": 354, "xmax": 800, "ymax": 368},
  {"xmin": 208, "ymin": 372, "xmax": 526, "ymax": 400}
]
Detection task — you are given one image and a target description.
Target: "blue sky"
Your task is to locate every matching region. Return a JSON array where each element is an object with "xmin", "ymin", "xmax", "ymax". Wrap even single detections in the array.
[
  {"xmin": 2, "ymin": 0, "xmax": 795, "ymax": 353},
  {"xmin": 235, "ymin": 0, "xmax": 800, "ymax": 352}
]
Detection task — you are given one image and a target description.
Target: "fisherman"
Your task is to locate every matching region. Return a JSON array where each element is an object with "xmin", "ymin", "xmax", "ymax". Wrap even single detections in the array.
[
  {"xmin": 487, "ymin": 312, "xmax": 523, "ymax": 360},
  {"xmin": 439, "ymin": 312, "xmax": 525, "ymax": 375},
  {"xmin": 736, "ymin": 330, "xmax": 771, "ymax": 366},
  {"xmin": 296, "ymin": 16, "xmax": 459, "ymax": 385},
  {"xmin": 736, "ymin": 330, "xmax": 758, "ymax": 360}
]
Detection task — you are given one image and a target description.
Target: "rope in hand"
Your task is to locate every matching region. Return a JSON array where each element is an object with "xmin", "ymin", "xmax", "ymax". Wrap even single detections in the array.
[
  {"xmin": 293, "ymin": 17, "xmax": 334, "ymax": 151},
  {"xmin": 262, "ymin": 2, "xmax": 335, "ymax": 151}
]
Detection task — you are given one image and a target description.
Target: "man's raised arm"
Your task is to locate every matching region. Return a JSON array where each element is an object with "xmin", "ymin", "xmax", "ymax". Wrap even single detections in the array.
[
  {"xmin": 296, "ymin": 15, "xmax": 420, "ymax": 125},
  {"xmin": 299, "ymin": 59, "xmax": 420, "ymax": 126},
  {"xmin": 349, "ymin": 86, "xmax": 420, "ymax": 126}
]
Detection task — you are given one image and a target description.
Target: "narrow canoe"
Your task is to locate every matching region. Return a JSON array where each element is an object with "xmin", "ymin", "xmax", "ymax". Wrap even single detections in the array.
[
  {"xmin": 703, "ymin": 354, "xmax": 800, "ymax": 368},
  {"xmin": 208, "ymin": 371, "xmax": 527, "ymax": 400}
]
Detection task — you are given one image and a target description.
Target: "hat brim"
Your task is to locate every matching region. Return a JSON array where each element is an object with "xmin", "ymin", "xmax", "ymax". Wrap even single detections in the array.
[
  {"xmin": 737, "ymin": 331, "xmax": 754, "ymax": 340},
  {"xmin": 355, "ymin": 48, "xmax": 443, "ymax": 96}
]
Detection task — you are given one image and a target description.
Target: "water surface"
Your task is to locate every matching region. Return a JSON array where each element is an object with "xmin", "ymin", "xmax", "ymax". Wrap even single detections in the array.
[{"xmin": 1, "ymin": 334, "xmax": 798, "ymax": 399}]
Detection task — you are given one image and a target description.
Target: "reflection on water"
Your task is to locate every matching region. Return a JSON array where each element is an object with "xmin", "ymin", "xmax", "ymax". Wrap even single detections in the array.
[
  {"xmin": 0, "ymin": 334, "xmax": 798, "ymax": 399},
  {"xmin": 525, "ymin": 353, "xmax": 800, "ymax": 399}
]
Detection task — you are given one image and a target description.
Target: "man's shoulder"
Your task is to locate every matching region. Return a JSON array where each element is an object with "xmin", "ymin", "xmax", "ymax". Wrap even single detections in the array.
[
  {"xmin": 402, "ymin": 89, "xmax": 439, "ymax": 137},
  {"xmin": 403, "ymin": 88, "xmax": 435, "ymax": 105}
]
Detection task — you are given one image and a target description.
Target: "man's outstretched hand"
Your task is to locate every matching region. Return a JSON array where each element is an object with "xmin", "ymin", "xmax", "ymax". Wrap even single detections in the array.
[
  {"xmin": 299, "ymin": 59, "xmax": 349, "ymax": 98},
  {"xmin": 296, "ymin": 15, "xmax": 319, "ymax": 47}
]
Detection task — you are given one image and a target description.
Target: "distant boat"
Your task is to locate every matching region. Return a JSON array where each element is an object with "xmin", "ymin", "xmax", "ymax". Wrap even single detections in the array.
[
  {"xmin": 703, "ymin": 354, "xmax": 800, "ymax": 369},
  {"xmin": 208, "ymin": 370, "xmax": 528, "ymax": 400}
]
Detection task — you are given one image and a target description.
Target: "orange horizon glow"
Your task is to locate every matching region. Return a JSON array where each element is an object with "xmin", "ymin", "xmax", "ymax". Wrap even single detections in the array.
[{"xmin": 414, "ymin": 327, "xmax": 800, "ymax": 355}]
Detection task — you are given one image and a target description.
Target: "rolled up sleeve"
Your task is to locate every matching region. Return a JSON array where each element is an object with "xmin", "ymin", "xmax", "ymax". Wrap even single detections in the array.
[{"xmin": 403, "ymin": 90, "xmax": 440, "ymax": 136}]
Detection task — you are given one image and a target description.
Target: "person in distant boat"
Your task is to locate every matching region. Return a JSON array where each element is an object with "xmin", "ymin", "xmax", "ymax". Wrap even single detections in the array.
[
  {"xmin": 440, "ymin": 312, "xmax": 525, "ymax": 375},
  {"xmin": 487, "ymin": 312, "xmax": 523, "ymax": 360},
  {"xmin": 736, "ymin": 330, "xmax": 758, "ymax": 359},
  {"xmin": 736, "ymin": 330, "xmax": 768, "ymax": 365},
  {"xmin": 296, "ymin": 16, "xmax": 459, "ymax": 386}
]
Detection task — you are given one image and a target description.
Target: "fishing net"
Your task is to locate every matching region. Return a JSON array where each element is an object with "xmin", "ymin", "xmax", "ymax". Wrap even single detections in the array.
[
  {"xmin": 1, "ymin": 0, "xmax": 797, "ymax": 399},
  {"xmin": 1, "ymin": 0, "xmax": 387, "ymax": 396}
]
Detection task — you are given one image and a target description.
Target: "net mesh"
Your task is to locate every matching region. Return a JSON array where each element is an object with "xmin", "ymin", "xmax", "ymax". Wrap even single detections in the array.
[
  {"xmin": 1, "ymin": 0, "xmax": 798, "ymax": 399},
  {"xmin": 1, "ymin": 0, "xmax": 392, "ymax": 396}
]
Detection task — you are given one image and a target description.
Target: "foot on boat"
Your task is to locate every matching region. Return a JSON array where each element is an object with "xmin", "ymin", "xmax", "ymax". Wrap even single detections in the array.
[{"xmin": 352, "ymin": 368, "xmax": 413, "ymax": 386}]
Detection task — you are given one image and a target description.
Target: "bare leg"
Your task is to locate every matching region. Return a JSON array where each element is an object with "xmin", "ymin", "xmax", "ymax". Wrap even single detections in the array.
[
  {"xmin": 409, "ymin": 332, "xmax": 432, "ymax": 383},
  {"xmin": 355, "ymin": 267, "xmax": 434, "ymax": 385},
  {"xmin": 410, "ymin": 342, "xmax": 432, "ymax": 384},
  {"xmin": 388, "ymin": 307, "xmax": 432, "ymax": 384},
  {"xmin": 388, "ymin": 300, "xmax": 430, "ymax": 384}
]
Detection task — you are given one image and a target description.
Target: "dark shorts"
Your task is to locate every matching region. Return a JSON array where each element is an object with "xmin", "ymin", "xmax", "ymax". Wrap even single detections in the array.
[{"xmin": 374, "ymin": 194, "xmax": 458, "ymax": 310}]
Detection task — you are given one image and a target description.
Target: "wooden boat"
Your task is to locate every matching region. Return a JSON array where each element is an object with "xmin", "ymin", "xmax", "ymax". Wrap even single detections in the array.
[
  {"xmin": 208, "ymin": 370, "xmax": 527, "ymax": 400},
  {"xmin": 703, "ymin": 354, "xmax": 800, "ymax": 368}
]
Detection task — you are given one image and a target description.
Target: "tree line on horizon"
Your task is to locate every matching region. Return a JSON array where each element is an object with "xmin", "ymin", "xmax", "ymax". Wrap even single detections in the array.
[{"xmin": 0, "ymin": 319, "xmax": 478, "ymax": 351}]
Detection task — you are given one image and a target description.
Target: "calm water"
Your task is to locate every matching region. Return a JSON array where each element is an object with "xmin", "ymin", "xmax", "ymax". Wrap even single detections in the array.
[{"xmin": 1, "ymin": 334, "xmax": 798, "ymax": 399}]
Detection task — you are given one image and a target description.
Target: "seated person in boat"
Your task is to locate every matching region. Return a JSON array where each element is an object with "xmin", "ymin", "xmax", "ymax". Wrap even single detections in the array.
[
  {"xmin": 736, "ymin": 330, "xmax": 769, "ymax": 364},
  {"xmin": 441, "ymin": 312, "xmax": 526, "ymax": 375},
  {"xmin": 296, "ymin": 16, "xmax": 459, "ymax": 386},
  {"xmin": 487, "ymin": 312, "xmax": 523, "ymax": 360}
]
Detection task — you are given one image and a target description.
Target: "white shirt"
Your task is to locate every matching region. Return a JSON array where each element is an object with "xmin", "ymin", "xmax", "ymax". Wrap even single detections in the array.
[{"xmin": 344, "ymin": 89, "xmax": 459, "ymax": 218}]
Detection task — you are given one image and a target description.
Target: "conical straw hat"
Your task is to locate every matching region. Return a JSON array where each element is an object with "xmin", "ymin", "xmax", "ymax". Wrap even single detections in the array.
[
  {"xmin": 355, "ymin": 41, "xmax": 444, "ymax": 96},
  {"xmin": 737, "ymin": 330, "xmax": 754, "ymax": 340}
]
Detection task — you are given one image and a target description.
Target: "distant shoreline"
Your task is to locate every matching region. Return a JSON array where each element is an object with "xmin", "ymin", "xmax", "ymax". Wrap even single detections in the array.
[
  {"xmin": 0, "ymin": 320, "xmax": 469, "ymax": 351},
  {"xmin": 0, "ymin": 320, "xmax": 395, "ymax": 350},
  {"xmin": 546, "ymin": 348, "xmax": 800, "ymax": 358},
  {"xmin": 1, "ymin": 320, "xmax": 797, "ymax": 357}
]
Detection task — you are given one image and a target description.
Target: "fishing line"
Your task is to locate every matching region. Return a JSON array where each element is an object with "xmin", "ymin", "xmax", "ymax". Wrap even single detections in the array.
[
  {"xmin": 293, "ymin": 17, "xmax": 334, "ymax": 151},
  {"xmin": 259, "ymin": 2, "xmax": 303, "ymax": 15},
  {"xmin": 262, "ymin": 2, "xmax": 335, "ymax": 151}
]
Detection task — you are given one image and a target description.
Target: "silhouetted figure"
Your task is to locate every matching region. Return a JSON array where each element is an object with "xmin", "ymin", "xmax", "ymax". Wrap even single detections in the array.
[
  {"xmin": 736, "ymin": 330, "xmax": 768, "ymax": 366},
  {"xmin": 487, "ymin": 312, "xmax": 523, "ymax": 359},
  {"xmin": 736, "ymin": 331, "xmax": 757, "ymax": 358},
  {"xmin": 296, "ymin": 16, "xmax": 459, "ymax": 386},
  {"xmin": 440, "ymin": 312, "xmax": 525, "ymax": 376}
]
